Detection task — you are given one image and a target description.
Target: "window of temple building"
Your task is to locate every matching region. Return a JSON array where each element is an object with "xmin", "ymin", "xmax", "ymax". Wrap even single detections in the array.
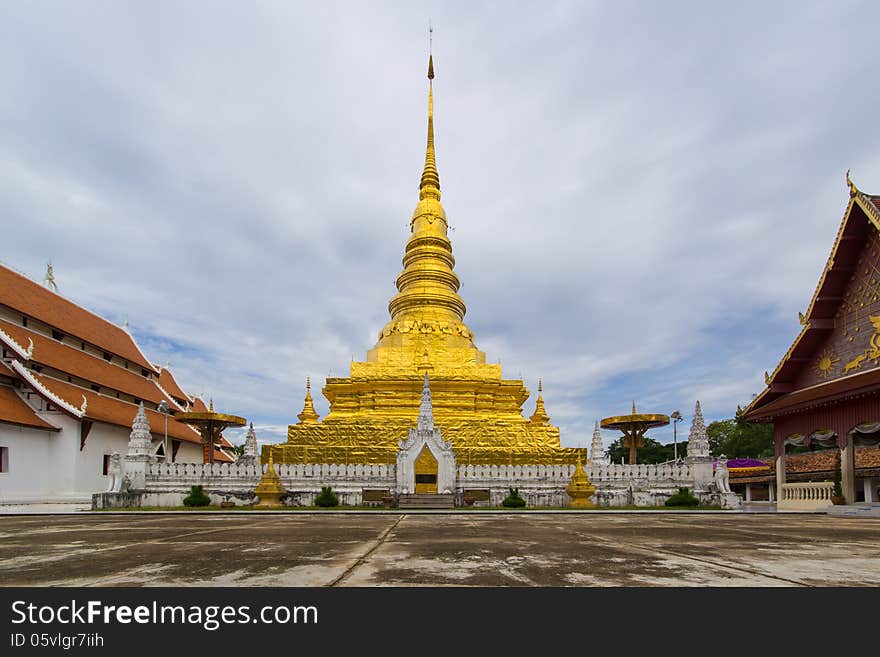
[
  {"xmin": 102, "ymin": 455, "xmax": 111, "ymax": 476},
  {"xmin": 90, "ymin": 384, "xmax": 100, "ymax": 392},
  {"xmin": 141, "ymin": 368, "xmax": 150, "ymax": 377},
  {"xmin": 52, "ymin": 329, "xmax": 63, "ymax": 341},
  {"xmin": 0, "ymin": 447, "xmax": 8, "ymax": 473},
  {"xmin": 21, "ymin": 317, "xmax": 27, "ymax": 327}
]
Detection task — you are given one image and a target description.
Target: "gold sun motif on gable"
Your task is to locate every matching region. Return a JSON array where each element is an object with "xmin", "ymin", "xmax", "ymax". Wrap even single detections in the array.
[{"xmin": 814, "ymin": 349, "xmax": 839, "ymax": 379}]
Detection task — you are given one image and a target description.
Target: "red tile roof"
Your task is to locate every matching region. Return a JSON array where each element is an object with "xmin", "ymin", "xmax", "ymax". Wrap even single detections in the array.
[
  {"xmin": 30, "ymin": 372, "xmax": 203, "ymax": 445},
  {"xmin": 0, "ymin": 385, "xmax": 59, "ymax": 431},
  {"xmin": 213, "ymin": 449, "xmax": 234, "ymax": 463},
  {"xmin": 0, "ymin": 319, "xmax": 179, "ymax": 409},
  {"xmin": 0, "ymin": 263, "xmax": 155, "ymax": 371},
  {"xmin": 190, "ymin": 397, "xmax": 209, "ymax": 413},
  {"xmin": 157, "ymin": 367, "xmax": 189, "ymax": 403}
]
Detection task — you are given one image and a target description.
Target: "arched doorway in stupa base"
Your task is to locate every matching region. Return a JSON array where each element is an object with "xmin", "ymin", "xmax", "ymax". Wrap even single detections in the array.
[{"xmin": 414, "ymin": 445, "xmax": 439, "ymax": 494}]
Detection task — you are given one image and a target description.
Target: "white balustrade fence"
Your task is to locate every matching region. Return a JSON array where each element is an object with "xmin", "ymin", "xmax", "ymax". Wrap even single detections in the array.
[
  {"xmin": 778, "ymin": 481, "xmax": 834, "ymax": 511},
  {"xmin": 88, "ymin": 457, "xmax": 733, "ymax": 509}
]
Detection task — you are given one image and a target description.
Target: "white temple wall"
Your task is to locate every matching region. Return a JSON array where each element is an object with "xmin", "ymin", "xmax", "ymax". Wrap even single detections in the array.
[
  {"xmin": 73, "ymin": 422, "xmax": 131, "ymax": 500},
  {"xmin": 0, "ymin": 423, "xmax": 54, "ymax": 502},
  {"xmin": 1, "ymin": 411, "xmax": 206, "ymax": 503},
  {"xmin": 93, "ymin": 459, "xmax": 742, "ymax": 509},
  {"xmin": 41, "ymin": 411, "xmax": 81, "ymax": 499}
]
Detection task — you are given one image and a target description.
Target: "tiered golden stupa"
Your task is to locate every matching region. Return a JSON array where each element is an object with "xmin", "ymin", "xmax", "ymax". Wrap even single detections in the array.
[{"xmin": 271, "ymin": 53, "xmax": 582, "ymax": 466}]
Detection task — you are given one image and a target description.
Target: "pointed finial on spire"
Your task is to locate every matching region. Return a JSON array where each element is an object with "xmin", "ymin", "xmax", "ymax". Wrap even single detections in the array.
[
  {"xmin": 428, "ymin": 20, "xmax": 434, "ymax": 79},
  {"xmin": 530, "ymin": 380, "xmax": 550, "ymax": 425},
  {"xmin": 209, "ymin": 398, "xmax": 214, "ymax": 412},
  {"xmin": 419, "ymin": 30, "xmax": 441, "ymax": 201},
  {"xmin": 417, "ymin": 372, "xmax": 434, "ymax": 432},
  {"xmin": 297, "ymin": 377, "xmax": 320, "ymax": 424},
  {"xmin": 632, "ymin": 401, "xmax": 637, "ymax": 414},
  {"xmin": 687, "ymin": 399, "xmax": 711, "ymax": 460},
  {"xmin": 590, "ymin": 420, "xmax": 606, "ymax": 465}
]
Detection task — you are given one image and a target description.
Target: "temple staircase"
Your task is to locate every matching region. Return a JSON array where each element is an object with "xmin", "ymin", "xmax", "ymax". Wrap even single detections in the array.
[{"xmin": 397, "ymin": 493, "xmax": 455, "ymax": 509}]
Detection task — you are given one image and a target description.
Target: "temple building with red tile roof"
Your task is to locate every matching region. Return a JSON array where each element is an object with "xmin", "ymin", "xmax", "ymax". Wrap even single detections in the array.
[
  {"xmin": 742, "ymin": 173, "xmax": 880, "ymax": 504},
  {"xmin": 0, "ymin": 262, "xmax": 234, "ymax": 503}
]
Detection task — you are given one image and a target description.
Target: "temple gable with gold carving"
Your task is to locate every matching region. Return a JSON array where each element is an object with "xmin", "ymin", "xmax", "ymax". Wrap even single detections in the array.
[
  {"xmin": 271, "ymin": 55, "xmax": 582, "ymax": 466},
  {"xmin": 743, "ymin": 174, "xmax": 880, "ymax": 504}
]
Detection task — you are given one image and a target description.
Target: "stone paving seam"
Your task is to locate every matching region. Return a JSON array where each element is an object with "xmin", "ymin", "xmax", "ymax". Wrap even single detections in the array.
[{"xmin": 328, "ymin": 514, "xmax": 406, "ymax": 587}]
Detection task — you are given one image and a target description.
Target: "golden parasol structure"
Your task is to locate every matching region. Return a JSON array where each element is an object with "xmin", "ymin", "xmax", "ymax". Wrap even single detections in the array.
[
  {"xmin": 173, "ymin": 401, "xmax": 246, "ymax": 464},
  {"xmin": 600, "ymin": 402, "xmax": 669, "ymax": 465}
]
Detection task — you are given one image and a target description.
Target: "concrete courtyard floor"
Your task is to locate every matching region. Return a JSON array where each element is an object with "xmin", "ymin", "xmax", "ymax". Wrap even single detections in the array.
[{"xmin": 0, "ymin": 512, "xmax": 878, "ymax": 587}]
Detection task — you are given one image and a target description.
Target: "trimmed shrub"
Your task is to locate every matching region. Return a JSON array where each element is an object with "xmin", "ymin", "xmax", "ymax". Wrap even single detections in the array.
[
  {"xmin": 183, "ymin": 485, "xmax": 211, "ymax": 507},
  {"xmin": 664, "ymin": 487, "xmax": 700, "ymax": 507},
  {"xmin": 501, "ymin": 487, "xmax": 526, "ymax": 508},
  {"xmin": 315, "ymin": 486, "xmax": 339, "ymax": 507}
]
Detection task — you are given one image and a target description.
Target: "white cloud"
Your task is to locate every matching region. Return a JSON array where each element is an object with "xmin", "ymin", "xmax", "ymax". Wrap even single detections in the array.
[{"xmin": 3, "ymin": 2, "xmax": 880, "ymax": 447}]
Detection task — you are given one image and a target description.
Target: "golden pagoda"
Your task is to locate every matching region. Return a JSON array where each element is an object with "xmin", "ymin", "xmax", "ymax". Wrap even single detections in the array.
[{"xmin": 271, "ymin": 52, "xmax": 582, "ymax": 466}]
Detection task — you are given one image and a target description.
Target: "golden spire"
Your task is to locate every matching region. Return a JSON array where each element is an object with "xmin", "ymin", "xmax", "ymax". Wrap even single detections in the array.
[
  {"xmin": 419, "ymin": 52, "xmax": 440, "ymax": 201},
  {"xmin": 530, "ymin": 379, "xmax": 550, "ymax": 425},
  {"xmin": 297, "ymin": 377, "xmax": 320, "ymax": 424},
  {"xmin": 631, "ymin": 400, "xmax": 637, "ymax": 415},
  {"xmin": 383, "ymin": 41, "xmax": 467, "ymax": 327},
  {"xmin": 209, "ymin": 398, "xmax": 214, "ymax": 412}
]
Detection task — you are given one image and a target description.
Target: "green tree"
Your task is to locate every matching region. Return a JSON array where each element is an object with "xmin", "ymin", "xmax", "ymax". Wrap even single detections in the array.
[
  {"xmin": 706, "ymin": 418, "xmax": 774, "ymax": 458},
  {"xmin": 607, "ymin": 438, "xmax": 688, "ymax": 464},
  {"xmin": 232, "ymin": 443, "xmax": 245, "ymax": 459}
]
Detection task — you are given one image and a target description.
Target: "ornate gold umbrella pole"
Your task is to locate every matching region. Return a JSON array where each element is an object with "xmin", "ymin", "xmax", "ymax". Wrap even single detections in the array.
[
  {"xmin": 173, "ymin": 400, "xmax": 246, "ymax": 464},
  {"xmin": 600, "ymin": 402, "xmax": 669, "ymax": 465}
]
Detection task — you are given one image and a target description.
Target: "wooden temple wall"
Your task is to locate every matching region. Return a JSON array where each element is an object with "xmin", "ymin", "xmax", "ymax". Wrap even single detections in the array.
[{"xmin": 773, "ymin": 392, "xmax": 880, "ymax": 452}]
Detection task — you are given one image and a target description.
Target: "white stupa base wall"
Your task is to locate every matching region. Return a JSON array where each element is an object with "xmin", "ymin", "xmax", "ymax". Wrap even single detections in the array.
[{"xmin": 93, "ymin": 461, "xmax": 743, "ymax": 509}]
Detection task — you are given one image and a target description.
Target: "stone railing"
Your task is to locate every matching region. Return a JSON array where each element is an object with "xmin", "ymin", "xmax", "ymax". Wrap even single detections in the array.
[
  {"xmin": 454, "ymin": 462, "xmax": 693, "ymax": 484},
  {"xmin": 588, "ymin": 462, "xmax": 693, "ymax": 484},
  {"xmin": 455, "ymin": 464, "xmax": 575, "ymax": 481},
  {"xmin": 146, "ymin": 462, "xmax": 395, "ymax": 480},
  {"xmin": 92, "ymin": 458, "xmax": 727, "ymax": 509},
  {"xmin": 778, "ymin": 482, "xmax": 834, "ymax": 512},
  {"xmin": 140, "ymin": 462, "xmax": 396, "ymax": 507}
]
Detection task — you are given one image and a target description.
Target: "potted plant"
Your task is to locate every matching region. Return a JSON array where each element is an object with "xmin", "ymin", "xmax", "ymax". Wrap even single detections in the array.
[{"xmin": 831, "ymin": 450, "xmax": 846, "ymax": 505}]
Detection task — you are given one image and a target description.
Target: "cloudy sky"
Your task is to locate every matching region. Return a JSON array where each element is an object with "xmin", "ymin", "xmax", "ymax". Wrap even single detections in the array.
[{"xmin": 3, "ymin": 2, "xmax": 879, "ymax": 450}]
